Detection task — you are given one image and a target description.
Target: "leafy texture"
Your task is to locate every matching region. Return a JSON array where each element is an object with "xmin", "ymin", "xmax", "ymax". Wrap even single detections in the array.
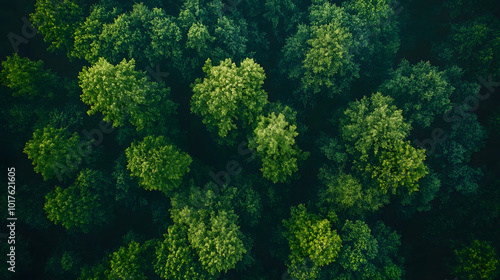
[
  {"xmin": 249, "ymin": 112, "xmax": 306, "ymax": 183},
  {"xmin": 44, "ymin": 169, "xmax": 111, "ymax": 233},
  {"xmin": 452, "ymin": 240, "xmax": 498, "ymax": 280},
  {"xmin": 78, "ymin": 57, "xmax": 176, "ymax": 131},
  {"xmin": 125, "ymin": 136, "xmax": 192, "ymax": 196},
  {"xmin": 379, "ymin": 59, "xmax": 453, "ymax": 128},
  {"xmin": 0, "ymin": 53, "xmax": 60, "ymax": 98},
  {"xmin": 191, "ymin": 58, "xmax": 268, "ymax": 143},
  {"xmin": 24, "ymin": 125, "xmax": 82, "ymax": 181},
  {"xmin": 283, "ymin": 204, "xmax": 342, "ymax": 279}
]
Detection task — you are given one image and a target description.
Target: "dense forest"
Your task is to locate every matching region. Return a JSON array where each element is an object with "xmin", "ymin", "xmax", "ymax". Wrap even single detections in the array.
[{"xmin": 0, "ymin": 0, "xmax": 499, "ymax": 279}]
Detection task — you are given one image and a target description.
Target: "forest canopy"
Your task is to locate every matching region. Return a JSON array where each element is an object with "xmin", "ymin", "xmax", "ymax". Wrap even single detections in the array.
[{"xmin": 1, "ymin": 0, "xmax": 499, "ymax": 279}]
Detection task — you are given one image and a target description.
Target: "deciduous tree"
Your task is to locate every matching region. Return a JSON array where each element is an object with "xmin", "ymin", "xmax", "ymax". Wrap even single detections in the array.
[
  {"xmin": 126, "ymin": 136, "xmax": 192, "ymax": 196},
  {"xmin": 24, "ymin": 125, "xmax": 84, "ymax": 181},
  {"xmin": 249, "ymin": 112, "xmax": 307, "ymax": 183},
  {"xmin": 451, "ymin": 240, "xmax": 498, "ymax": 280},
  {"xmin": 283, "ymin": 204, "xmax": 342, "ymax": 279},
  {"xmin": 44, "ymin": 169, "xmax": 111, "ymax": 233},
  {"xmin": 191, "ymin": 58, "xmax": 268, "ymax": 144},
  {"xmin": 379, "ymin": 59, "xmax": 453, "ymax": 128},
  {"xmin": 78, "ymin": 57, "xmax": 176, "ymax": 131}
]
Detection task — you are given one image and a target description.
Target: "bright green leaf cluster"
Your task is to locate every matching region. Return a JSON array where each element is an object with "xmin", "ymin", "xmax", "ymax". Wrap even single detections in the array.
[
  {"xmin": 78, "ymin": 57, "xmax": 176, "ymax": 131},
  {"xmin": 191, "ymin": 58, "xmax": 268, "ymax": 142},
  {"xmin": 283, "ymin": 204, "xmax": 342, "ymax": 279},
  {"xmin": 125, "ymin": 135, "xmax": 192, "ymax": 196},
  {"xmin": 249, "ymin": 112, "xmax": 304, "ymax": 183}
]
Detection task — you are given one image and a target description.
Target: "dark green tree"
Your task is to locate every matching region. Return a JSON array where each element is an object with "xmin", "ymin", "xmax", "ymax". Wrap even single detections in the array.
[
  {"xmin": 327, "ymin": 220, "xmax": 405, "ymax": 279},
  {"xmin": 0, "ymin": 53, "xmax": 60, "ymax": 98},
  {"xmin": 438, "ymin": 15, "xmax": 500, "ymax": 79},
  {"xmin": 451, "ymin": 240, "xmax": 498, "ymax": 280},
  {"xmin": 379, "ymin": 59, "xmax": 453, "ymax": 128},
  {"xmin": 282, "ymin": 1, "xmax": 359, "ymax": 105},
  {"xmin": 30, "ymin": 0, "xmax": 85, "ymax": 54},
  {"xmin": 23, "ymin": 125, "xmax": 84, "ymax": 181},
  {"xmin": 44, "ymin": 169, "xmax": 111, "ymax": 233},
  {"xmin": 342, "ymin": 0, "xmax": 400, "ymax": 78}
]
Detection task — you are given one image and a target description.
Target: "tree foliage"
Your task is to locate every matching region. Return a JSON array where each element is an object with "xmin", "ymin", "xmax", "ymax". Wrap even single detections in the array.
[
  {"xmin": 282, "ymin": 1, "xmax": 359, "ymax": 105},
  {"xmin": 73, "ymin": 3, "xmax": 182, "ymax": 67},
  {"xmin": 23, "ymin": 125, "xmax": 83, "ymax": 181},
  {"xmin": 249, "ymin": 112, "xmax": 307, "ymax": 183},
  {"xmin": 30, "ymin": 0, "xmax": 85, "ymax": 54},
  {"xmin": 379, "ymin": 59, "xmax": 453, "ymax": 128},
  {"xmin": 342, "ymin": 0, "xmax": 400, "ymax": 77},
  {"xmin": 125, "ymin": 135, "xmax": 192, "ymax": 195},
  {"xmin": 452, "ymin": 240, "xmax": 498, "ymax": 280},
  {"xmin": 44, "ymin": 169, "xmax": 111, "ymax": 233},
  {"xmin": 0, "ymin": 53, "xmax": 60, "ymax": 98},
  {"xmin": 109, "ymin": 240, "xmax": 157, "ymax": 280},
  {"xmin": 78, "ymin": 57, "xmax": 176, "ymax": 131},
  {"xmin": 283, "ymin": 204, "xmax": 342, "ymax": 279},
  {"xmin": 328, "ymin": 220, "xmax": 404, "ymax": 280},
  {"xmin": 340, "ymin": 92, "xmax": 427, "ymax": 194},
  {"xmin": 155, "ymin": 224, "xmax": 211, "ymax": 280},
  {"xmin": 191, "ymin": 58, "xmax": 268, "ymax": 143},
  {"xmin": 438, "ymin": 15, "xmax": 500, "ymax": 79}
]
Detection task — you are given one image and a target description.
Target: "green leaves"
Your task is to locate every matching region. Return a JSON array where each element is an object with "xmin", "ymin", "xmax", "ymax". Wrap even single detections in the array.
[
  {"xmin": 283, "ymin": 204, "xmax": 342, "ymax": 279},
  {"xmin": 249, "ymin": 112, "xmax": 306, "ymax": 183},
  {"xmin": 125, "ymin": 136, "xmax": 192, "ymax": 196},
  {"xmin": 191, "ymin": 58, "xmax": 268, "ymax": 143},
  {"xmin": 78, "ymin": 57, "xmax": 176, "ymax": 131},
  {"xmin": 341, "ymin": 92, "xmax": 427, "ymax": 194},
  {"xmin": 189, "ymin": 210, "xmax": 247, "ymax": 275},
  {"xmin": 444, "ymin": 16, "xmax": 500, "ymax": 79},
  {"xmin": 155, "ymin": 224, "xmax": 209, "ymax": 280},
  {"xmin": 302, "ymin": 22, "xmax": 357, "ymax": 96},
  {"xmin": 282, "ymin": 2, "xmax": 359, "ymax": 105},
  {"xmin": 452, "ymin": 240, "xmax": 499, "ymax": 280},
  {"xmin": 379, "ymin": 59, "xmax": 453, "ymax": 128},
  {"xmin": 44, "ymin": 169, "xmax": 111, "ymax": 233},
  {"xmin": 0, "ymin": 53, "xmax": 60, "ymax": 98},
  {"xmin": 341, "ymin": 92, "xmax": 410, "ymax": 161},
  {"xmin": 366, "ymin": 140, "xmax": 428, "ymax": 194},
  {"xmin": 23, "ymin": 125, "xmax": 82, "ymax": 181},
  {"xmin": 30, "ymin": 0, "xmax": 84, "ymax": 54},
  {"xmin": 109, "ymin": 240, "xmax": 157, "ymax": 280},
  {"xmin": 342, "ymin": 0, "xmax": 400, "ymax": 77},
  {"xmin": 329, "ymin": 220, "xmax": 405, "ymax": 280},
  {"xmin": 73, "ymin": 3, "xmax": 182, "ymax": 66}
]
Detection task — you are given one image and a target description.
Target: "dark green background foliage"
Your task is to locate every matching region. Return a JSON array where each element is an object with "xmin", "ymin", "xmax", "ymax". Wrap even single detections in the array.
[{"xmin": 0, "ymin": 0, "xmax": 499, "ymax": 279}]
